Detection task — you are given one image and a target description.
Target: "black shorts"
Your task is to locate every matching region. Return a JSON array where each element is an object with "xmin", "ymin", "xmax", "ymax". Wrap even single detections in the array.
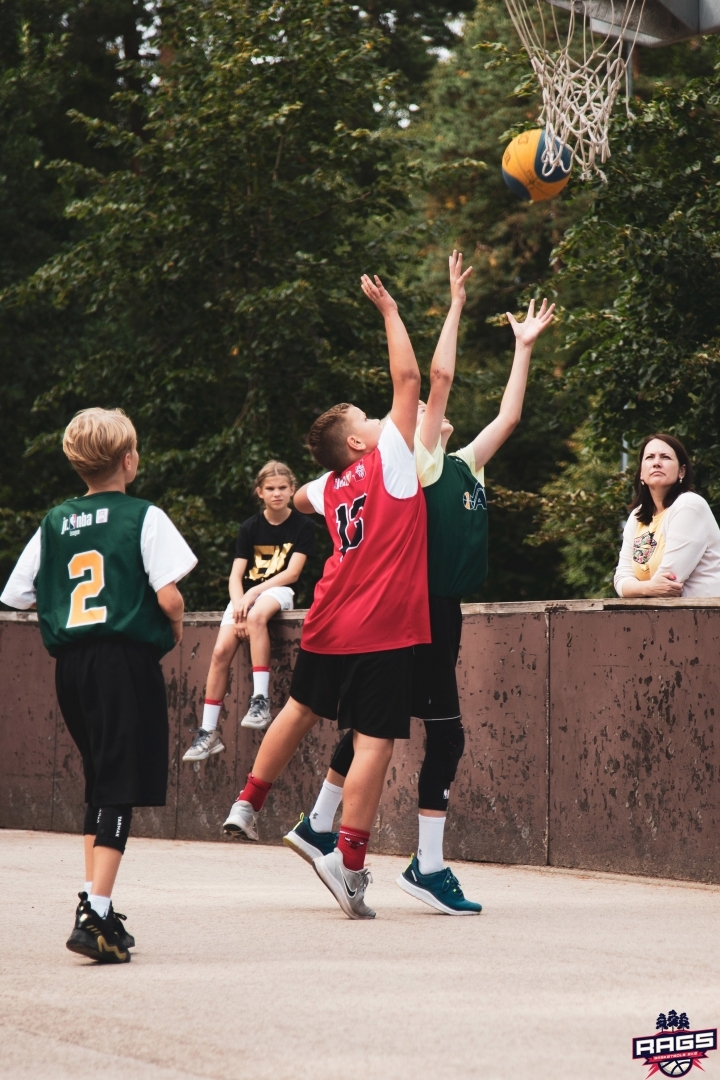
[
  {"xmin": 289, "ymin": 646, "xmax": 414, "ymax": 740},
  {"xmin": 55, "ymin": 637, "xmax": 169, "ymax": 807},
  {"xmin": 411, "ymin": 595, "xmax": 462, "ymax": 721}
]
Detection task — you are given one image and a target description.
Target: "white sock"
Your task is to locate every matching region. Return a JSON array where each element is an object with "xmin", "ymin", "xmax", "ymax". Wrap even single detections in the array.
[
  {"xmin": 252, "ymin": 668, "xmax": 270, "ymax": 698},
  {"xmin": 202, "ymin": 699, "xmax": 222, "ymax": 732},
  {"xmin": 309, "ymin": 780, "xmax": 344, "ymax": 834},
  {"xmin": 89, "ymin": 894, "xmax": 112, "ymax": 919},
  {"xmin": 84, "ymin": 880, "xmax": 92, "ymax": 896},
  {"xmin": 417, "ymin": 815, "xmax": 446, "ymax": 875}
]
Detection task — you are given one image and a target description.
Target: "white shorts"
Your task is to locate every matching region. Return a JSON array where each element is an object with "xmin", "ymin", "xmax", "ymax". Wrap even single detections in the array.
[{"xmin": 220, "ymin": 586, "xmax": 295, "ymax": 626}]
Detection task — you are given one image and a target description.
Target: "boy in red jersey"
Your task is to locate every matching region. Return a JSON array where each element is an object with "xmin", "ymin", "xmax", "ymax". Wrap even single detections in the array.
[{"xmin": 223, "ymin": 273, "xmax": 429, "ymax": 919}]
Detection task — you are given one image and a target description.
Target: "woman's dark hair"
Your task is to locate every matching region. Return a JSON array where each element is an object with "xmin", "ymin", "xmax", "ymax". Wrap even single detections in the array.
[{"xmin": 629, "ymin": 434, "xmax": 694, "ymax": 525}]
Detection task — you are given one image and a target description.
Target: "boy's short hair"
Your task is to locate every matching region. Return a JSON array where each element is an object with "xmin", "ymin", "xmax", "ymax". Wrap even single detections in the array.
[
  {"xmin": 63, "ymin": 408, "xmax": 137, "ymax": 481},
  {"xmin": 254, "ymin": 460, "xmax": 296, "ymax": 492},
  {"xmin": 307, "ymin": 404, "xmax": 353, "ymax": 473}
]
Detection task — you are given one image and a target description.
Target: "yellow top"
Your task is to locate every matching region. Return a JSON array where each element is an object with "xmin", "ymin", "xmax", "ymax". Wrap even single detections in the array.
[{"xmin": 632, "ymin": 509, "xmax": 667, "ymax": 580}]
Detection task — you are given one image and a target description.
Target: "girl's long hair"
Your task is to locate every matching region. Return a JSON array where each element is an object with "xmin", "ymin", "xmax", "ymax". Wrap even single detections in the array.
[{"xmin": 628, "ymin": 434, "xmax": 694, "ymax": 526}]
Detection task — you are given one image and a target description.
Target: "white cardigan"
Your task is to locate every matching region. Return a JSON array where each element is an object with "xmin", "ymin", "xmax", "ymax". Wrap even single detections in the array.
[{"xmin": 614, "ymin": 492, "xmax": 720, "ymax": 598}]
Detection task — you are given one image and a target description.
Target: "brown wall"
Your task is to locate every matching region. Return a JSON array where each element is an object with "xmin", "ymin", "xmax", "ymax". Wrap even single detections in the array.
[{"xmin": 2, "ymin": 599, "xmax": 719, "ymax": 883}]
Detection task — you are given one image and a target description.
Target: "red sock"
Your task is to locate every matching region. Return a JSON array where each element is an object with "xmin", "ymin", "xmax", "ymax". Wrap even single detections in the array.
[
  {"xmin": 337, "ymin": 826, "xmax": 371, "ymax": 872},
  {"xmin": 238, "ymin": 773, "xmax": 272, "ymax": 812}
]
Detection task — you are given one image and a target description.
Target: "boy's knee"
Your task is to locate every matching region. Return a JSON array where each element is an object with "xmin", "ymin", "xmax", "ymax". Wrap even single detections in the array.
[
  {"xmin": 246, "ymin": 604, "xmax": 267, "ymax": 629},
  {"xmin": 418, "ymin": 719, "xmax": 465, "ymax": 811},
  {"xmin": 93, "ymin": 805, "xmax": 133, "ymax": 854},
  {"xmin": 354, "ymin": 732, "xmax": 394, "ymax": 763},
  {"xmin": 212, "ymin": 639, "xmax": 236, "ymax": 666}
]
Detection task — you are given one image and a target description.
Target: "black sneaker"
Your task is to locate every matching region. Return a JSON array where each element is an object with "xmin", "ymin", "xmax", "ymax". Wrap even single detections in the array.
[
  {"xmin": 66, "ymin": 892, "xmax": 131, "ymax": 963},
  {"xmin": 111, "ymin": 907, "xmax": 135, "ymax": 950}
]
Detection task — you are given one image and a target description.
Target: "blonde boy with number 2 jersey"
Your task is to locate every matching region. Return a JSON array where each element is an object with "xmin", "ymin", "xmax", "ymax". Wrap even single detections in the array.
[{"xmin": 1, "ymin": 408, "xmax": 196, "ymax": 963}]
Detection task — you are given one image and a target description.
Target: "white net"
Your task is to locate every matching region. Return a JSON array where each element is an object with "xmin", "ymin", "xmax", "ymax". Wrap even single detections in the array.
[{"xmin": 503, "ymin": 0, "xmax": 645, "ymax": 179}]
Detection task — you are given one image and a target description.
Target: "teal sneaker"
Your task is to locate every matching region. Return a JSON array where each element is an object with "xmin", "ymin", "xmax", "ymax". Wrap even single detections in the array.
[
  {"xmin": 396, "ymin": 855, "xmax": 482, "ymax": 915},
  {"xmin": 283, "ymin": 813, "xmax": 338, "ymax": 865}
]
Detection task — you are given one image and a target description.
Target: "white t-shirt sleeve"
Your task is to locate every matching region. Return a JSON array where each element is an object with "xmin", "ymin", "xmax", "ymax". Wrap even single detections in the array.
[
  {"xmin": 613, "ymin": 513, "xmax": 637, "ymax": 597},
  {"xmin": 378, "ymin": 418, "xmax": 418, "ymax": 499},
  {"xmin": 658, "ymin": 504, "xmax": 710, "ymax": 585},
  {"xmin": 305, "ymin": 473, "xmax": 330, "ymax": 516},
  {"xmin": 452, "ymin": 443, "xmax": 485, "ymax": 485},
  {"xmin": 141, "ymin": 507, "xmax": 198, "ymax": 592},
  {"xmin": 0, "ymin": 528, "xmax": 42, "ymax": 609}
]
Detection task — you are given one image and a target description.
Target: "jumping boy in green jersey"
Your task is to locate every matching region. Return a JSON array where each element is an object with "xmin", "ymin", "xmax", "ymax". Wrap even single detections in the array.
[
  {"xmin": 1, "ymin": 408, "xmax": 196, "ymax": 962},
  {"xmin": 283, "ymin": 254, "xmax": 554, "ymax": 913}
]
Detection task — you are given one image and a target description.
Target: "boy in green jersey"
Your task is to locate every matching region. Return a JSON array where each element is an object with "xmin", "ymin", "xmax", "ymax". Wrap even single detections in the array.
[
  {"xmin": 283, "ymin": 253, "xmax": 554, "ymax": 914},
  {"xmin": 1, "ymin": 408, "xmax": 196, "ymax": 962}
]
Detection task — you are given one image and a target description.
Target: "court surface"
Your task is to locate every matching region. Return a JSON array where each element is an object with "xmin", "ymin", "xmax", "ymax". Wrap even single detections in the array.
[{"xmin": 1, "ymin": 829, "xmax": 719, "ymax": 1080}]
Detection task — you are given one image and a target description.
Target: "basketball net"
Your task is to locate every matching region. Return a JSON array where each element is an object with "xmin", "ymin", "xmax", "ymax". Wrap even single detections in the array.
[{"xmin": 503, "ymin": 0, "xmax": 645, "ymax": 179}]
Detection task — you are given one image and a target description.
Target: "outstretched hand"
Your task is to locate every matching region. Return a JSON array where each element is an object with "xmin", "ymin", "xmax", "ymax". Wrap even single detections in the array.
[
  {"xmin": 506, "ymin": 298, "xmax": 555, "ymax": 347},
  {"xmin": 361, "ymin": 274, "xmax": 398, "ymax": 318},
  {"xmin": 449, "ymin": 249, "xmax": 473, "ymax": 305}
]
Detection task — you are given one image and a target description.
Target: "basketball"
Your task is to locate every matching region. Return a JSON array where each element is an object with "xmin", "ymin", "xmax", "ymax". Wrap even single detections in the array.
[
  {"xmin": 659, "ymin": 1061, "xmax": 693, "ymax": 1077},
  {"xmin": 502, "ymin": 128, "xmax": 572, "ymax": 202}
]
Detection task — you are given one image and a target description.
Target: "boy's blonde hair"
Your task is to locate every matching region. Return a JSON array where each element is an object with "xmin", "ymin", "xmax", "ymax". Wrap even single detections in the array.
[
  {"xmin": 63, "ymin": 408, "xmax": 137, "ymax": 481},
  {"xmin": 254, "ymin": 460, "xmax": 296, "ymax": 492}
]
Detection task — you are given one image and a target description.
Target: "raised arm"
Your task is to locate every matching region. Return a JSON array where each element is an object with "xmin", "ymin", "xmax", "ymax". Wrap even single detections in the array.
[
  {"xmin": 419, "ymin": 250, "xmax": 473, "ymax": 452},
  {"xmin": 360, "ymin": 274, "xmax": 420, "ymax": 450},
  {"xmin": 471, "ymin": 298, "xmax": 555, "ymax": 470}
]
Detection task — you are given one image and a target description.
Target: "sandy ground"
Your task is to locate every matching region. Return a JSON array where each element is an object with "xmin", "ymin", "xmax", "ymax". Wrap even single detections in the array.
[{"xmin": 1, "ymin": 830, "xmax": 719, "ymax": 1080}]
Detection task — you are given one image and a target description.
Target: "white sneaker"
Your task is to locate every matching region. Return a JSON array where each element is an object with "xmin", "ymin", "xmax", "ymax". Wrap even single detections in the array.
[
  {"xmin": 223, "ymin": 800, "xmax": 259, "ymax": 841},
  {"xmin": 240, "ymin": 695, "xmax": 272, "ymax": 730},
  {"xmin": 182, "ymin": 728, "xmax": 225, "ymax": 762},
  {"xmin": 312, "ymin": 849, "xmax": 376, "ymax": 920}
]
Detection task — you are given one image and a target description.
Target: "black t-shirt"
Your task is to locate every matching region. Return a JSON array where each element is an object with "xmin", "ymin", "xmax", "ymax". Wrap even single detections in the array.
[{"xmin": 235, "ymin": 508, "xmax": 316, "ymax": 589}]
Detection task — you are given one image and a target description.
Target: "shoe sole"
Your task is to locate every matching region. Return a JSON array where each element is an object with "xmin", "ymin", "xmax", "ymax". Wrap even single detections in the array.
[
  {"xmin": 240, "ymin": 717, "xmax": 271, "ymax": 730},
  {"xmin": 182, "ymin": 743, "xmax": 225, "ymax": 762},
  {"xmin": 283, "ymin": 831, "xmax": 324, "ymax": 865},
  {"xmin": 313, "ymin": 859, "xmax": 375, "ymax": 920},
  {"xmin": 66, "ymin": 936, "xmax": 131, "ymax": 963},
  {"xmin": 396, "ymin": 874, "xmax": 481, "ymax": 915},
  {"xmin": 223, "ymin": 822, "xmax": 258, "ymax": 841}
]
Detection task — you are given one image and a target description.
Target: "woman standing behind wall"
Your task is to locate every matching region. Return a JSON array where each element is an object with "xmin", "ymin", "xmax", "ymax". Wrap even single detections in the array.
[{"xmin": 615, "ymin": 434, "xmax": 720, "ymax": 598}]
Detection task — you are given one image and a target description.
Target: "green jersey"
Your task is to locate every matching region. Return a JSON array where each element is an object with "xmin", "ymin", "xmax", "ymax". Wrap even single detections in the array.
[
  {"xmin": 415, "ymin": 434, "xmax": 488, "ymax": 599},
  {"xmin": 35, "ymin": 491, "xmax": 175, "ymax": 657}
]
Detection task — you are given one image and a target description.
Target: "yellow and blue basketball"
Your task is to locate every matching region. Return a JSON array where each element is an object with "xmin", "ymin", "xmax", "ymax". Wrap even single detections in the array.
[{"xmin": 502, "ymin": 128, "xmax": 571, "ymax": 202}]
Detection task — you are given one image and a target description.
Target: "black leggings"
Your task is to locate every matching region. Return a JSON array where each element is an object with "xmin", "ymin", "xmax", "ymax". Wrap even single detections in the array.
[
  {"xmin": 329, "ymin": 718, "xmax": 465, "ymax": 812},
  {"xmin": 83, "ymin": 804, "xmax": 133, "ymax": 854}
]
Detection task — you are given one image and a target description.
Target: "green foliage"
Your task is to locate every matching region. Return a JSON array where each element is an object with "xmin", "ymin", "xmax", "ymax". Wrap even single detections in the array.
[
  {"xmin": 407, "ymin": 0, "xmax": 588, "ymax": 599},
  {"xmin": 0, "ymin": 0, "xmax": 155, "ymax": 583},
  {"xmin": 3, "ymin": 0, "xmax": 720, "ymax": 610},
  {"xmin": 2, "ymin": 0, "xmax": 431, "ymax": 608},
  {"xmin": 535, "ymin": 56, "xmax": 720, "ymax": 590}
]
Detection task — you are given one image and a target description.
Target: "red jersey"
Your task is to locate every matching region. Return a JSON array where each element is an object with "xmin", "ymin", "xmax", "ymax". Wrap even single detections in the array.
[{"xmin": 302, "ymin": 436, "xmax": 430, "ymax": 655}]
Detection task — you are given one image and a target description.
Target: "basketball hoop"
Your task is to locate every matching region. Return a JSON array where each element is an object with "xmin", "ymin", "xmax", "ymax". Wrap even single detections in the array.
[{"xmin": 503, "ymin": 0, "xmax": 646, "ymax": 179}]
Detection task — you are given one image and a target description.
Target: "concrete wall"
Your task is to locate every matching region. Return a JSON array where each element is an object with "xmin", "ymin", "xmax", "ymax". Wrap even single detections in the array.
[{"xmin": 2, "ymin": 598, "xmax": 720, "ymax": 883}]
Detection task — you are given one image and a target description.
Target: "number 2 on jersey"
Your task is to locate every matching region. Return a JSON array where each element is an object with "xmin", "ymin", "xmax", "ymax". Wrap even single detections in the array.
[{"xmin": 66, "ymin": 550, "xmax": 107, "ymax": 628}]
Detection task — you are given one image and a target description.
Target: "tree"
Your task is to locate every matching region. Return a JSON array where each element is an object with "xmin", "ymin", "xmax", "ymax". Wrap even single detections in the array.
[
  {"xmin": 533, "ymin": 52, "xmax": 720, "ymax": 594},
  {"xmin": 404, "ymin": 0, "xmax": 589, "ymax": 599},
  {"xmin": 667, "ymin": 1010, "xmax": 680, "ymax": 1030},
  {"xmin": 2, "ymin": 0, "xmax": 426, "ymax": 608},
  {"xmin": 0, "ymin": 0, "xmax": 155, "ymax": 587},
  {"xmin": 656, "ymin": 1013, "xmax": 668, "ymax": 1031}
]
